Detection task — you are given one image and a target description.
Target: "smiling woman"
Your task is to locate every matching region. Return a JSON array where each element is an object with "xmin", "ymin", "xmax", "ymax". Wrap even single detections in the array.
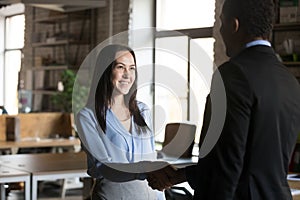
[{"xmin": 75, "ymin": 44, "xmax": 166, "ymax": 199}]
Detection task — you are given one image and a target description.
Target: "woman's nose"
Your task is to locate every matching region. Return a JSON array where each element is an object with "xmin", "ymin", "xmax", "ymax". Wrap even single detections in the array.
[{"xmin": 122, "ymin": 68, "xmax": 129, "ymax": 77}]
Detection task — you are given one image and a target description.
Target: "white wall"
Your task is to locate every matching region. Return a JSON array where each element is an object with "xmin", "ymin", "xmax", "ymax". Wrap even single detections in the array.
[{"xmin": 128, "ymin": 0, "xmax": 155, "ymax": 109}]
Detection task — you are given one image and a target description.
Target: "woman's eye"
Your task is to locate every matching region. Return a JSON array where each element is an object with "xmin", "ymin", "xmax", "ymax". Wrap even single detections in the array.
[{"xmin": 116, "ymin": 65, "xmax": 124, "ymax": 69}]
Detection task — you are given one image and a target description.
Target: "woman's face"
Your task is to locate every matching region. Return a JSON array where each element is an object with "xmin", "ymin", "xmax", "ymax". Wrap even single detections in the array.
[{"xmin": 111, "ymin": 50, "xmax": 136, "ymax": 96}]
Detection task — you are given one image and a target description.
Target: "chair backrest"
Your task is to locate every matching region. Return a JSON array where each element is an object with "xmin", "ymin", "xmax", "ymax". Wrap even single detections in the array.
[
  {"xmin": 162, "ymin": 122, "xmax": 197, "ymax": 158},
  {"xmin": 0, "ymin": 106, "xmax": 8, "ymax": 114}
]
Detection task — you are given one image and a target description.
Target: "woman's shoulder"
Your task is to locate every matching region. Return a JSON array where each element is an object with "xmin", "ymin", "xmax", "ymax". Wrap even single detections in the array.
[
  {"xmin": 76, "ymin": 106, "xmax": 95, "ymax": 120},
  {"xmin": 136, "ymin": 101, "xmax": 150, "ymax": 112}
]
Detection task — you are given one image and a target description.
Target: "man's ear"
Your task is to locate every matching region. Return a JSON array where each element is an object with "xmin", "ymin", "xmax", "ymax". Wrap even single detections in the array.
[{"xmin": 233, "ymin": 18, "xmax": 239, "ymax": 33}]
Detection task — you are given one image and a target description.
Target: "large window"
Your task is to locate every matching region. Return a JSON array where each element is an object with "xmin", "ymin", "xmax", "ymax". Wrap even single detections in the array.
[
  {"xmin": 156, "ymin": 0, "xmax": 215, "ymax": 29},
  {"xmin": 2, "ymin": 13, "xmax": 25, "ymax": 114},
  {"xmin": 154, "ymin": 0, "xmax": 216, "ymax": 144}
]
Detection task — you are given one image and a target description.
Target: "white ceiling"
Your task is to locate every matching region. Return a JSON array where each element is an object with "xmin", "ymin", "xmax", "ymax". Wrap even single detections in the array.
[{"xmin": 0, "ymin": 3, "xmax": 24, "ymax": 16}]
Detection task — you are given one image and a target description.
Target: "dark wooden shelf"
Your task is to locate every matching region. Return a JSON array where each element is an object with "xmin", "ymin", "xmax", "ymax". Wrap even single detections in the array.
[
  {"xmin": 34, "ymin": 15, "xmax": 68, "ymax": 24},
  {"xmin": 32, "ymin": 40, "xmax": 88, "ymax": 47},
  {"xmin": 30, "ymin": 65, "xmax": 69, "ymax": 71},
  {"xmin": 283, "ymin": 62, "xmax": 300, "ymax": 67},
  {"xmin": 32, "ymin": 90, "xmax": 58, "ymax": 95},
  {"xmin": 34, "ymin": 12, "xmax": 90, "ymax": 24},
  {"xmin": 273, "ymin": 22, "xmax": 300, "ymax": 31}
]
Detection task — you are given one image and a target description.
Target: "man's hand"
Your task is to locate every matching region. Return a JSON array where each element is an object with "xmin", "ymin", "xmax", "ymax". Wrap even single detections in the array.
[{"xmin": 147, "ymin": 165, "xmax": 187, "ymax": 191}]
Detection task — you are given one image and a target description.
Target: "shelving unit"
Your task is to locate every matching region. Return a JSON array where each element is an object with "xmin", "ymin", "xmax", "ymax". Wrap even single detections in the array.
[
  {"xmin": 272, "ymin": 22, "xmax": 300, "ymax": 80},
  {"xmin": 272, "ymin": 22, "xmax": 300, "ymax": 173},
  {"xmin": 29, "ymin": 8, "xmax": 95, "ymax": 112},
  {"xmin": 273, "ymin": 22, "xmax": 300, "ymax": 31}
]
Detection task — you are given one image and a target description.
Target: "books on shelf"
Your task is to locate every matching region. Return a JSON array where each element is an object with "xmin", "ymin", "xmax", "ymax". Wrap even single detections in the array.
[{"xmin": 279, "ymin": 0, "xmax": 300, "ymax": 23}]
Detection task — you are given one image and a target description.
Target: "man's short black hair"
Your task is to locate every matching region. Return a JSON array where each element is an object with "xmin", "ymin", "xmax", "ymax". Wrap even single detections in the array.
[{"xmin": 223, "ymin": 0, "xmax": 275, "ymax": 39}]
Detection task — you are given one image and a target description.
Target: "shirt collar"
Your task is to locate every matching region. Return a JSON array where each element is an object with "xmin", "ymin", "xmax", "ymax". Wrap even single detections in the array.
[{"xmin": 245, "ymin": 40, "xmax": 271, "ymax": 48}]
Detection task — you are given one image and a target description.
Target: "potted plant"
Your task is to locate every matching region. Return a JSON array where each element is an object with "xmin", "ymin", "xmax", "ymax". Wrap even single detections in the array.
[{"xmin": 51, "ymin": 69, "xmax": 88, "ymax": 113}]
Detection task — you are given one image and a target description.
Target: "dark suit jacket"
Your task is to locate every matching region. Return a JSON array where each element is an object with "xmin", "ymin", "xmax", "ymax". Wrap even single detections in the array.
[{"xmin": 186, "ymin": 45, "xmax": 300, "ymax": 200}]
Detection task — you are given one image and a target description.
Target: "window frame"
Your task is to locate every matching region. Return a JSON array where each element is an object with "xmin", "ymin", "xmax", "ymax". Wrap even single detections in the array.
[
  {"xmin": 153, "ymin": 0, "xmax": 215, "ymax": 149},
  {"xmin": 154, "ymin": 31, "xmax": 214, "ymax": 119},
  {"xmin": 3, "ymin": 13, "xmax": 25, "ymax": 113}
]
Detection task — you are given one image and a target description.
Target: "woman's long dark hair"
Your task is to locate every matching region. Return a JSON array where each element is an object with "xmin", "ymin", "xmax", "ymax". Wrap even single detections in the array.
[{"xmin": 94, "ymin": 44, "xmax": 148, "ymax": 133}]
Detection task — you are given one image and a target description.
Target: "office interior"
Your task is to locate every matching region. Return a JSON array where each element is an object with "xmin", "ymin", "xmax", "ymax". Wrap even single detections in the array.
[{"xmin": 0, "ymin": 0, "xmax": 300, "ymax": 199}]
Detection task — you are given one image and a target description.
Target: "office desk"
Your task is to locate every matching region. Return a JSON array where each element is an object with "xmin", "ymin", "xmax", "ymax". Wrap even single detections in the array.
[
  {"xmin": 0, "ymin": 151, "xmax": 196, "ymax": 200},
  {"xmin": 162, "ymin": 156, "xmax": 198, "ymax": 167},
  {"xmin": 10, "ymin": 152, "xmax": 298, "ymax": 200},
  {"xmin": 289, "ymin": 179, "xmax": 300, "ymax": 200},
  {"xmin": 0, "ymin": 165, "xmax": 30, "ymax": 200},
  {"xmin": 0, "ymin": 151, "xmax": 88, "ymax": 200},
  {"xmin": 0, "ymin": 137, "xmax": 81, "ymax": 154}
]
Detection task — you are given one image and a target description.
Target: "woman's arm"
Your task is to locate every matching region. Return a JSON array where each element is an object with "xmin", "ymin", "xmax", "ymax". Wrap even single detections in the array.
[
  {"xmin": 138, "ymin": 102, "xmax": 156, "ymax": 152},
  {"xmin": 75, "ymin": 108, "xmax": 112, "ymax": 162}
]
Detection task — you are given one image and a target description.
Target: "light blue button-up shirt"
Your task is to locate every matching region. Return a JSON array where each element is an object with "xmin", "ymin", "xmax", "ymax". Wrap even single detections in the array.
[
  {"xmin": 76, "ymin": 101, "xmax": 156, "ymax": 175},
  {"xmin": 75, "ymin": 101, "xmax": 165, "ymax": 199},
  {"xmin": 246, "ymin": 40, "xmax": 271, "ymax": 48}
]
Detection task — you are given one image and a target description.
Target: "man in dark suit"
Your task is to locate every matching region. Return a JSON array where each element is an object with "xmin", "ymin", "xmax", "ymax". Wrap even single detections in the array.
[{"xmin": 147, "ymin": 0, "xmax": 300, "ymax": 199}]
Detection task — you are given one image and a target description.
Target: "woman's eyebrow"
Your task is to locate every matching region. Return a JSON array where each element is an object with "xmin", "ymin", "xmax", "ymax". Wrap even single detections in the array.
[{"xmin": 115, "ymin": 61, "xmax": 136, "ymax": 67}]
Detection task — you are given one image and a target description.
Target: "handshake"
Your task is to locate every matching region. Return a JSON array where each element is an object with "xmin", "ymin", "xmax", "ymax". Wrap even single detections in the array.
[
  {"xmin": 105, "ymin": 161, "xmax": 188, "ymax": 191},
  {"xmin": 146, "ymin": 164, "xmax": 187, "ymax": 191}
]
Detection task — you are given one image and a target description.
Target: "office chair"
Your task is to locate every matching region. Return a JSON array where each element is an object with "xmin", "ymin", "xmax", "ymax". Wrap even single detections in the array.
[
  {"xmin": 159, "ymin": 122, "xmax": 196, "ymax": 200},
  {"xmin": 160, "ymin": 122, "xmax": 196, "ymax": 159},
  {"xmin": 0, "ymin": 106, "xmax": 8, "ymax": 114},
  {"xmin": 165, "ymin": 186, "xmax": 193, "ymax": 200}
]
